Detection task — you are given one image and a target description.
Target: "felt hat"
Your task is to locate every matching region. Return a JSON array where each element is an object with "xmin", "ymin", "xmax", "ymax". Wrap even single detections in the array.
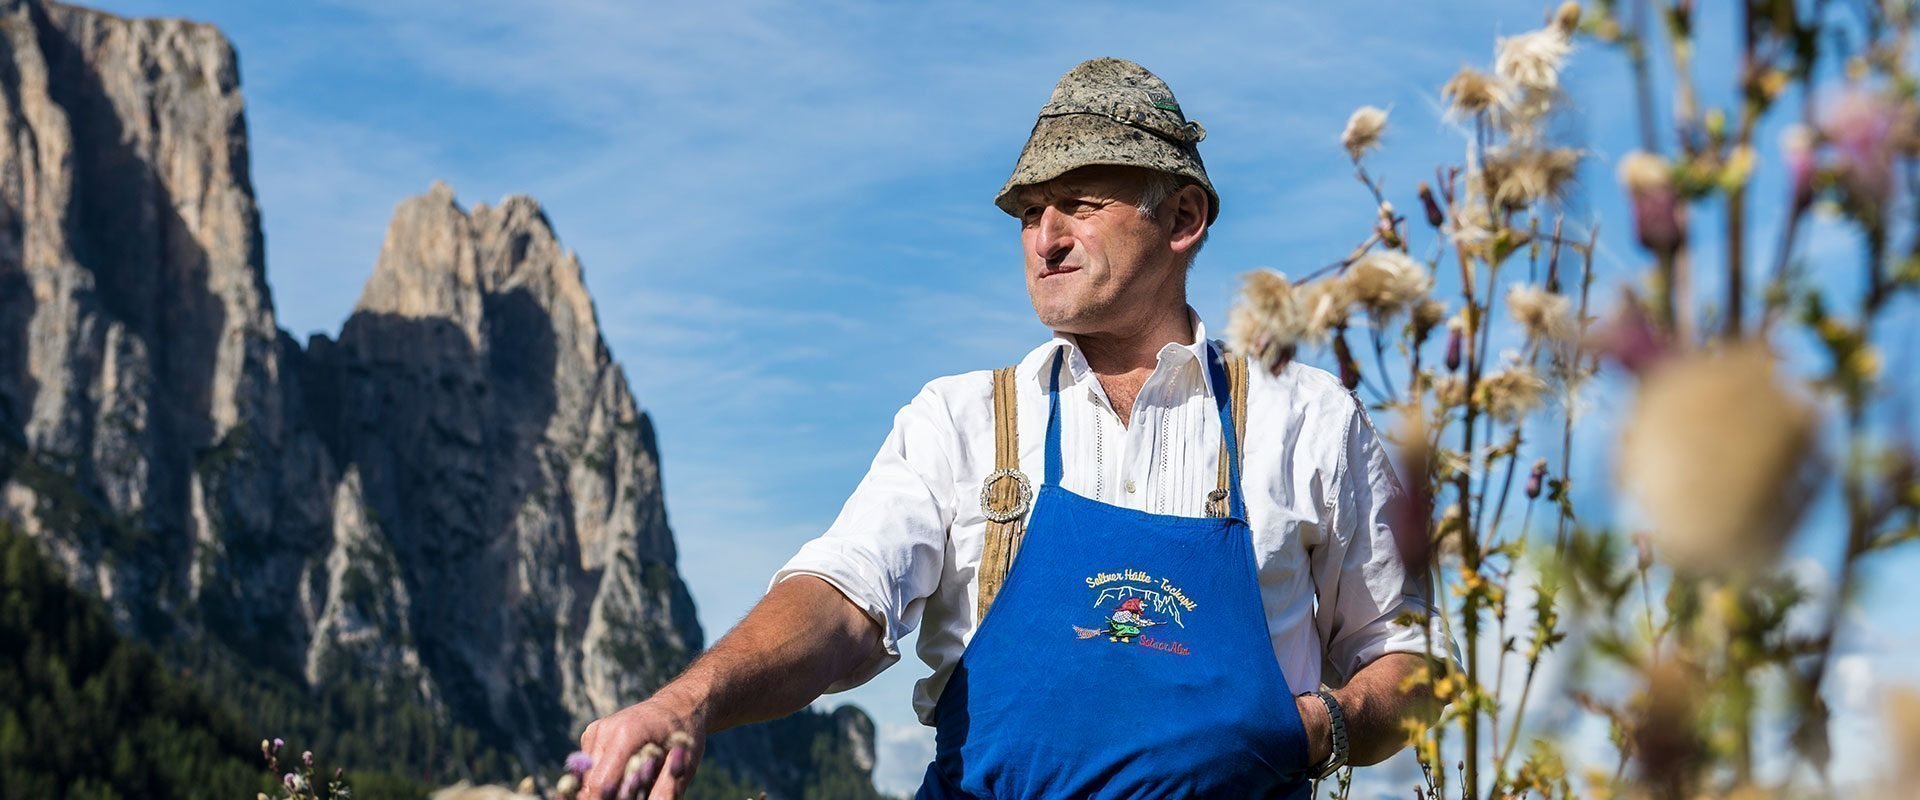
[{"xmin": 994, "ymin": 58, "xmax": 1218, "ymax": 224}]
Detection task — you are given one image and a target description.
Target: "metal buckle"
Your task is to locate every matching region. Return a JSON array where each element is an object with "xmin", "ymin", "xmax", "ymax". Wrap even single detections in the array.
[
  {"xmin": 1206, "ymin": 488, "xmax": 1230, "ymax": 517},
  {"xmin": 980, "ymin": 469, "xmax": 1034, "ymax": 523}
]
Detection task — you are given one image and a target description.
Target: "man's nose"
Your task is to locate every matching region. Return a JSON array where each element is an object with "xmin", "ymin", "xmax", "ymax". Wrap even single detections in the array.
[{"xmin": 1033, "ymin": 206, "xmax": 1072, "ymax": 264}]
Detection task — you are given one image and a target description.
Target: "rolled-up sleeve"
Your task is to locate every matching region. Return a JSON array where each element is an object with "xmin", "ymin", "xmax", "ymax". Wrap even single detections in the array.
[
  {"xmin": 769, "ymin": 380, "xmax": 958, "ymax": 692},
  {"xmin": 1310, "ymin": 394, "xmax": 1458, "ymax": 686}
]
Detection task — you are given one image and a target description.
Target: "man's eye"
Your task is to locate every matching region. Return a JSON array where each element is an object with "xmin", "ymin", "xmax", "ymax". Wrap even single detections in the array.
[{"xmin": 1021, "ymin": 207, "xmax": 1042, "ymax": 226}]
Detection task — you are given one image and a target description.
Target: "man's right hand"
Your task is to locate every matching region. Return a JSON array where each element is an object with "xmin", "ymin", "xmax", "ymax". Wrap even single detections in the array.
[
  {"xmin": 577, "ymin": 688, "xmax": 710, "ymax": 800},
  {"xmin": 571, "ymin": 575, "xmax": 885, "ymax": 799}
]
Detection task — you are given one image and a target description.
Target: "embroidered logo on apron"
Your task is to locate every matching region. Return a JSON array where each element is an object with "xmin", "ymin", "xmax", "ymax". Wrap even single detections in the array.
[{"xmin": 1072, "ymin": 568, "xmax": 1197, "ymax": 654}]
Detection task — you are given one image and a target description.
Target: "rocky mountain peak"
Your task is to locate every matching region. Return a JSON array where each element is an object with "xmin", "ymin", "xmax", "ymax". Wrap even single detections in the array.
[{"xmin": 0, "ymin": 2, "xmax": 881, "ymax": 795}]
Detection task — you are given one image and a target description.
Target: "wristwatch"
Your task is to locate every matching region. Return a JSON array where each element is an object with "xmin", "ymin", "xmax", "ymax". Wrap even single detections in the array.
[{"xmin": 1300, "ymin": 689, "xmax": 1349, "ymax": 780}]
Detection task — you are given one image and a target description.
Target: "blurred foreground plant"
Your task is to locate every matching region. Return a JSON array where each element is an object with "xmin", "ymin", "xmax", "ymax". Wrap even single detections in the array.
[
  {"xmin": 259, "ymin": 737, "xmax": 351, "ymax": 800},
  {"xmin": 1228, "ymin": 2, "xmax": 1920, "ymax": 798}
]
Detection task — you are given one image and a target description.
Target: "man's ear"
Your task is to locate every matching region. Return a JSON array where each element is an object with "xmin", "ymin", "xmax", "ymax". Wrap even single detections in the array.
[{"xmin": 1167, "ymin": 183, "xmax": 1209, "ymax": 255}]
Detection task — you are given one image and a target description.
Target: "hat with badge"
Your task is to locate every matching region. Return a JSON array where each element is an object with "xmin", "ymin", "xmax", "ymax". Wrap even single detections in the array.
[{"xmin": 994, "ymin": 58, "xmax": 1219, "ymax": 224}]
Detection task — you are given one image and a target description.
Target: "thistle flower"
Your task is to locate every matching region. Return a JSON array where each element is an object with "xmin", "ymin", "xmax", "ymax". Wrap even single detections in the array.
[
  {"xmin": 1433, "ymin": 502, "xmax": 1467, "ymax": 564},
  {"xmin": 301, "ymin": 750, "xmax": 313, "ymax": 767},
  {"xmin": 1226, "ymin": 269, "xmax": 1306, "ymax": 373},
  {"xmin": 1441, "ymin": 67, "xmax": 1511, "ymax": 119},
  {"xmin": 283, "ymin": 772, "xmax": 306, "ymax": 793},
  {"xmin": 664, "ymin": 731, "xmax": 697, "ymax": 781},
  {"xmin": 620, "ymin": 742, "xmax": 665, "ymax": 797},
  {"xmin": 1474, "ymin": 367, "xmax": 1549, "ymax": 423},
  {"xmin": 1618, "ymin": 151, "xmax": 1684, "ymax": 258},
  {"xmin": 1448, "ymin": 191, "xmax": 1497, "ymax": 253},
  {"xmin": 1820, "ymin": 90, "xmax": 1897, "ymax": 217},
  {"xmin": 1445, "ymin": 316, "xmax": 1464, "ymax": 371},
  {"xmin": 1434, "ymin": 375, "xmax": 1468, "ymax": 408},
  {"xmin": 1343, "ymin": 250, "xmax": 1433, "ymax": 318},
  {"xmin": 1417, "ymin": 181, "xmax": 1446, "ymax": 227},
  {"xmin": 1387, "ymin": 427, "xmax": 1435, "ymax": 572},
  {"xmin": 1618, "ymin": 343, "xmax": 1818, "ymax": 574},
  {"xmin": 1495, "ymin": 27, "xmax": 1572, "ymax": 94},
  {"xmin": 1506, "ymin": 283, "xmax": 1576, "ymax": 344},
  {"xmin": 1526, "ymin": 458, "xmax": 1548, "ymax": 499},
  {"xmin": 1591, "ymin": 293, "xmax": 1667, "ymax": 375},
  {"xmin": 618, "ymin": 769, "xmax": 645, "ymax": 799},
  {"xmin": 1484, "ymin": 147, "xmax": 1582, "ymax": 208},
  {"xmin": 1633, "ymin": 660, "xmax": 1708, "ymax": 784},
  {"xmin": 1342, "ymin": 105, "xmax": 1389, "ymax": 161},
  {"xmin": 1412, "ymin": 298, "xmax": 1447, "ymax": 341},
  {"xmin": 564, "ymin": 751, "xmax": 593, "ymax": 775},
  {"xmin": 1301, "ymin": 278, "xmax": 1353, "ymax": 337},
  {"xmin": 1552, "ymin": 1, "xmax": 1581, "ymax": 36},
  {"xmin": 1377, "ymin": 201, "xmax": 1399, "ymax": 247}
]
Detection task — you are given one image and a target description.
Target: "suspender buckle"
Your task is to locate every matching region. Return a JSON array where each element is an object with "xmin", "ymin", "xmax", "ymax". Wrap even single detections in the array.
[
  {"xmin": 980, "ymin": 469, "xmax": 1034, "ymax": 523},
  {"xmin": 1205, "ymin": 489, "xmax": 1231, "ymax": 518}
]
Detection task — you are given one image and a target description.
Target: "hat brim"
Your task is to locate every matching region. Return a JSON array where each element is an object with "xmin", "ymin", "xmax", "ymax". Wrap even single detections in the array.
[{"xmin": 994, "ymin": 114, "xmax": 1219, "ymax": 224}]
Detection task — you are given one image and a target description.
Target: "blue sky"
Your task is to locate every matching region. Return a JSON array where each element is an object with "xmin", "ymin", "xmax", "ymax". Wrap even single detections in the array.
[{"xmin": 90, "ymin": 1, "xmax": 1920, "ymax": 795}]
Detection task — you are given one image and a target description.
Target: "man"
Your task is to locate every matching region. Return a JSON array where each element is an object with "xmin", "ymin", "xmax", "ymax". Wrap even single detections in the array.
[{"xmin": 576, "ymin": 58, "xmax": 1449, "ymax": 800}]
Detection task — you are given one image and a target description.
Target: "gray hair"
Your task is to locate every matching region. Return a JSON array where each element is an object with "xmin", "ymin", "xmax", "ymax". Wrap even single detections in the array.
[{"xmin": 1134, "ymin": 171, "xmax": 1209, "ymax": 269}]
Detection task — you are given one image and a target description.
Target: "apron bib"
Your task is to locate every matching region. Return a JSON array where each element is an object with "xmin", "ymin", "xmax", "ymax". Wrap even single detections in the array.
[{"xmin": 918, "ymin": 344, "xmax": 1313, "ymax": 799}]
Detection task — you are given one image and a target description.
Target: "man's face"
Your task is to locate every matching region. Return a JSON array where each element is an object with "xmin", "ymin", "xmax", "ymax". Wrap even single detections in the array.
[{"xmin": 1013, "ymin": 165, "xmax": 1191, "ymax": 335}]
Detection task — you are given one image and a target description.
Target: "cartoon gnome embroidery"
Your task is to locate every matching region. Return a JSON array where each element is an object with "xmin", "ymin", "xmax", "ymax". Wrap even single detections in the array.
[{"xmin": 1074, "ymin": 597, "xmax": 1161, "ymax": 643}]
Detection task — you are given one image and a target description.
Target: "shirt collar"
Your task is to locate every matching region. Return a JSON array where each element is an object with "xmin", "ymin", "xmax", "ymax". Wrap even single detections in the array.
[{"xmin": 1015, "ymin": 305, "xmax": 1218, "ymax": 398}]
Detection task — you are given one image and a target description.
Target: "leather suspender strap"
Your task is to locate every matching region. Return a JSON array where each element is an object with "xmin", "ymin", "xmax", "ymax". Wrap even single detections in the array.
[
  {"xmin": 977, "ymin": 351, "xmax": 1249, "ymax": 621},
  {"xmin": 977, "ymin": 366, "xmax": 1029, "ymax": 623},
  {"xmin": 1206, "ymin": 351, "xmax": 1250, "ymax": 518}
]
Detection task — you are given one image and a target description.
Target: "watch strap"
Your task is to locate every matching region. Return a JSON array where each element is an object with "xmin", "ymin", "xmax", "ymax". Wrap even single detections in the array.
[{"xmin": 1305, "ymin": 689, "xmax": 1350, "ymax": 780}]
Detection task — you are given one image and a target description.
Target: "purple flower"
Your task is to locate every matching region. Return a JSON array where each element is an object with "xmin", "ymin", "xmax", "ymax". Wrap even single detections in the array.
[
  {"xmin": 1417, "ymin": 181, "xmax": 1445, "ymax": 227},
  {"xmin": 272, "ymin": 738, "xmax": 285, "ymax": 752},
  {"xmin": 619, "ymin": 768, "xmax": 647, "ymax": 799},
  {"xmin": 565, "ymin": 750, "xmax": 594, "ymax": 775},
  {"xmin": 1618, "ymin": 153, "xmax": 1684, "ymax": 259},
  {"xmin": 1595, "ymin": 296, "xmax": 1667, "ymax": 376},
  {"xmin": 1821, "ymin": 91, "xmax": 1896, "ymax": 214},
  {"xmin": 301, "ymin": 750, "xmax": 313, "ymax": 767}
]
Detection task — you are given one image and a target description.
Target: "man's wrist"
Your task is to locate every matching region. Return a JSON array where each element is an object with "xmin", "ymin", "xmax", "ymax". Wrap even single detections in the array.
[
  {"xmin": 650, "ymin": 680, "xmax": 715, "ymax": 731},
  {"xmin": 1295, "ymin": 693, "xmax": 1330, "ymax": 765}
]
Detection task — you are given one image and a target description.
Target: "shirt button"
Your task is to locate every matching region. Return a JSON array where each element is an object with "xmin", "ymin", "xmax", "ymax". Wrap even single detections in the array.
[{"xmin": 1124, "ymin": 479, "xmax": 1137, "ymax": 494}]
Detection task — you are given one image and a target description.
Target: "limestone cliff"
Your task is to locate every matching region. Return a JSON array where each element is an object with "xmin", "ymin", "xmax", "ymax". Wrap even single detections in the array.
[{"xmin": 0, "ymin": 1, "xmax": 877, "ymax": 794}]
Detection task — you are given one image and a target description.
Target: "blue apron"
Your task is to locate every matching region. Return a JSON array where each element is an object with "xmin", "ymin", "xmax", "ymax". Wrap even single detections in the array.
[{"xmin": 918, "ymin": 344, "xmax": 1313, "ymax": 799}]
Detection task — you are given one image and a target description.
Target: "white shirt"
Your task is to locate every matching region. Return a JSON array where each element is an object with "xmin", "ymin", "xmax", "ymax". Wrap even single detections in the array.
[{"xmin": 772, "ymin": 308, "xmax": 1452, "ymax": 726}]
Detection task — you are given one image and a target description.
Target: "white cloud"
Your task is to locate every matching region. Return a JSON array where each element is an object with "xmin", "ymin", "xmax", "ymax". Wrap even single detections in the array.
[{"xmin": 871, "ymin": 721, "xmax": 936, "ymax": 798}]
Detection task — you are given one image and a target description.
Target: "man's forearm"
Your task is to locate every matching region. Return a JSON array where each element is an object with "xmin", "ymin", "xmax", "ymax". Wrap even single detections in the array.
[
  {"xmin": 656, "ymin": 575, "xmax": 884, "ymax": 732},
  {"xmin": 1300, "ymin": 652, "xmax": 1439, "ymax": 767}
]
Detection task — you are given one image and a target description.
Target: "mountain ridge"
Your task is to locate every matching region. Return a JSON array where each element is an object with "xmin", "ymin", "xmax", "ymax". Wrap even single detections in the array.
[{"xmin": 0, "ymin": 1, "xmax": 880, "ymax": 795}]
